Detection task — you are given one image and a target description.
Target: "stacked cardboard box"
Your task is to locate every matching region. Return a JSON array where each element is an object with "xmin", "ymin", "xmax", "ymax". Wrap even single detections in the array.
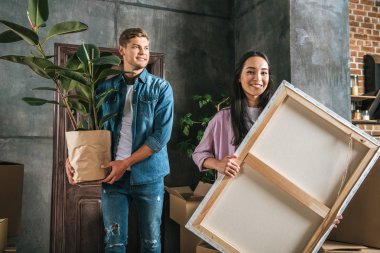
[
  {"xmin": 329, "ymin": 160, "xmax": 380, "ymax": 249},
  {"xmin": 320, "ymin": 241, "xmax": 380, "ymax": 252},
  {"xmin": 166, "ymin": 182, "xmax": 212, "ymax": 253},
  {"xmin": 3, "ymin": 247, "xmax": 16, "ymax": 253},
  {"xmin": 196, "ymin": 240, "xmax": 219, "ymax": 253},
  {"xmin": 0, "ymin": 162, "xmax": 24, "ymax": 237},
  {"xmin": 0, "ymin": 219, "xmax": 7, "ymax": 253},
  {"xmin": 0, "ymin": 162, "xmax": 23, "ymax": 253}
]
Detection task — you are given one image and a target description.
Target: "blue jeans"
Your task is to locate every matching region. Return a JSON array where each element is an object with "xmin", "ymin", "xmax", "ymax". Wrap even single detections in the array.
[{"xmin": 102, "ymin": 172, "xmax": 164, "ymax": 253}]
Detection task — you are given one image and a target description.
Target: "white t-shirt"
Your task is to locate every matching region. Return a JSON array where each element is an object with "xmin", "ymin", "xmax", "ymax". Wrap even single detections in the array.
[
  {"xmin": 245, "ymin": 106, "xmax": 262, "ymax": 129},
  {"xmin": 115, "ymin": 85, "xmax": 134, "ymax": 161}
]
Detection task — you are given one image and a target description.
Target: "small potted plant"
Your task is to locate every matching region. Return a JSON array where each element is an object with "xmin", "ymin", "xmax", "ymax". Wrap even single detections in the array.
[
  {"xmin": 0, "ymin": 0, "xmax": 125, "ymax": 183},
  {"xmin": 179, "ymin": 93, "xmax": 230, "ymax": 183}
]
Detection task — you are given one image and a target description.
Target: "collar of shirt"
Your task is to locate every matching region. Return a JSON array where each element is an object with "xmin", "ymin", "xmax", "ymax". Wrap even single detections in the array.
[{"xmin": 120, "ymin": 68, "xmax": 148, "ymax": 86}]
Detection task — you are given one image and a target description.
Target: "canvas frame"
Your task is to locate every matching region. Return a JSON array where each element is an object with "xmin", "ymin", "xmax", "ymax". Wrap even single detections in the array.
[{"xmin": 186, "ymin": 81, "xmax": 380, "ymax": 253}]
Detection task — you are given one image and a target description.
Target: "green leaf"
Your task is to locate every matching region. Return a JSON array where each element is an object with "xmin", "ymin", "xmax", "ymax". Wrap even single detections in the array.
[
  {"xmin": 45, "ymin": 21, "xmax": 88, "ymax": 42},
  {"xmin": 0, "ymin": 30, "xmax": 23, "ymax": 43},
  {"xmin": 32, "ymin": 87, "xmax": 57, "ymax": 91},
  {"xmin": 56, "ymin": 55, "xmax": 85, "ymax": 92},
  {"xmin": 192, "ymin": 95, "xmax": 202, "ymax": 100},
  {"xmin": 92, "ymin": 55, "xmax": 121, "ymax": 66},
  {"xmin": 200, "ymin": 117, "xmax": 211, "ymax": 126},
  {"xmin": 96, "ymin": 89, "xmax": 117, "ymax": 109},
  {"xmin": 58, "ymin": 70, "xmax": 87, "ymax": 85},
  {"xmin": 0, "ymin": 20, "xmax": 38, "ymax": 46},
  {"xmin": 69, "ymin": 100, "xmax": 88, "ymax": 115},
  {"xmin": 0, "ymin": 55, "xmax": 54, "ymax": 78},
  {"xmin": 180, "ymin": 114, "xmax": 193, "ymax": 128},
  {"xmin": 0, "ymin": 55, "xmax": 27, "ymax": 64},
  {"xmin": 27, "ymin": 0, "xmax": 49, "ymax": 28},
  {"xmin": 186, "ymin": 148, "xmax": 194, "ymax": 158},
  {"xmin": 75, "ymin": 83, "xmax": 92, "ymax": 99},
  {"xmin": 22, "ymin": 97, "xmax": 58, "ymax": 106},
  {"xmin": 201, "ymin": 170, "xmax": 216, "ymax": 184},
  {"xmin": 24, "ymin": 57, "xmax": 55, "ymax": 78},
  {"xmin": 59, "ymin": 77, "xmax": 75, "ymax": 92},
  {"xmin": 67, "ymin": 94, "xmax": 89, "ymax": 104},
  {"xmin": 99, "ymin": 112, "xmax": 117, "ymax": 129},
  {"xmin": 183, "ymin": 125, "xmax": 190, "ymax": 136},
  {"xmin": 45, "ymin": 64, "xmax": 83, "ymax": 73},
  {"xmin": 78, "ymin": 120, "xmax": 89, "ymax": 130},
  {"xmin": 77, "ymin": 43, "xmax": 99, "ymax": 72},
  {"xmin": 178, "ymin": 140, "xmax": 195, "ymax": 158},
  {"xmin": 196, "ymin": 130, "xmax": 204, "ymax": 142},
  {"xmin": 94, "ymin": 68, "xmax": 125, "ymax": 85}
]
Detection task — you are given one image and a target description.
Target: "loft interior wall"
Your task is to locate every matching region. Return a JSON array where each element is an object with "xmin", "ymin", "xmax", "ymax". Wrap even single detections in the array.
[
  {"xmin": 0, "ymin": 0, "xmax": 350, "ymax": 252},
  {"xmin": 0, "ymin": 0, "xmax": 233, "ymax": 252},
  {"xmin": 235, "ymin": 0, "xmax": 350, "ymax": 119}
]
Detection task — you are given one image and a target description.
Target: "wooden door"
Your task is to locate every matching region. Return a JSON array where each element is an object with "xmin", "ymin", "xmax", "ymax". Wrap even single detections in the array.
[{"xmin": 50, "ymin": 43, "xmax": 164, "ymax": 253}]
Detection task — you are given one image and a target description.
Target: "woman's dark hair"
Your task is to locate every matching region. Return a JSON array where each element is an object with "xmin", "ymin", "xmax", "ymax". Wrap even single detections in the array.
[{"xmin": 230, "ymin": 51, "xmax": 273, "ymax": 146}]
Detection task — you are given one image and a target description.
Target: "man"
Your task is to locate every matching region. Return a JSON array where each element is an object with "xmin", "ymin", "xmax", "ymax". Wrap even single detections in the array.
[{"xmin": 65, "ymin": 28, "xmax": 174, "ymax": 253}]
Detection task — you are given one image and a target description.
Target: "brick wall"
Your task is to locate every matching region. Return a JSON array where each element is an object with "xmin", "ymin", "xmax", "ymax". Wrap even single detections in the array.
[
  {"xmin": 356, "ymin": 123, "xmax": 380, "ymax": 136},
  {"xmin": 349, "ymin": 0, "xmax": 380, "ymax": 94}
]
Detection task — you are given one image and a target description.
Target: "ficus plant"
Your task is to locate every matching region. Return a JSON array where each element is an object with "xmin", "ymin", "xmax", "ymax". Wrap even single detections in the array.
[
  {"xmin": 0, "ymin": 0, "xmax": 124, "ymax": 130},
  {"xmin": 179, "ymin": 93, "xmax": 230, "ymax": 183}
]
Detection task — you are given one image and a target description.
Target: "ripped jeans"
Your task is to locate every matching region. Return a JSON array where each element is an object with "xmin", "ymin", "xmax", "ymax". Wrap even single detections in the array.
[{"xmin": 102, "ymin": 172, "xmax": 164, "ymax": 253}]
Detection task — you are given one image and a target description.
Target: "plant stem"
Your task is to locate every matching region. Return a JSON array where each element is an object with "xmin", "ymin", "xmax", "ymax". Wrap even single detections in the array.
[
  {"xmin": 36, "ymin": 43, "xmax": 46, "ymax": 58},
  {"xmin": 215, "ymin": 97, "xmax": 230, "ymax": 112},
  {"xmin": 35, "ymin": 43, "xmax": 78, "ymax": 130},
  {"xmin": 54, "ymin": 78, "xmax": 78, "ymax": 130}
]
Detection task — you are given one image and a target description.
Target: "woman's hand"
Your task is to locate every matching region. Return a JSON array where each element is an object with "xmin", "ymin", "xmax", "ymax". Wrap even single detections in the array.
[
  {"xmin": 216, "ymin": 155, "xmax": 240, "ymax": 177},
  {"xmin": 333, "ymin": 215, "xmax": 343, "ymax": 228}
]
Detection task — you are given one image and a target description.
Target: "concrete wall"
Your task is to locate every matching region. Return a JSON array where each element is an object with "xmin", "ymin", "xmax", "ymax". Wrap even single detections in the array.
[
  {"xmin": 235, "ymin": 0, "xmax": 350, "ymax": 119},
  {"xmin": 0, "ymin": 0, "xmax": 233, "ymax": 252},
  {"xmin": 0, "ymin": 0, "xmax": 350, "ymax": 252},
  {"xmin": 234, "ymin": 0, "xmax": 291, "ymax": 88},
  {"xmin": 290, "ymin": 0, "xmax": 350, "ymax": 119}
]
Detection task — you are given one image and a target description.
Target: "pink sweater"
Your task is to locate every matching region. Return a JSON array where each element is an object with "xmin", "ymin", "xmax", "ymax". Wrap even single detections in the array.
[{"xmin": 192, "ymin": 107, "xmax": 261, "ymax": 171}]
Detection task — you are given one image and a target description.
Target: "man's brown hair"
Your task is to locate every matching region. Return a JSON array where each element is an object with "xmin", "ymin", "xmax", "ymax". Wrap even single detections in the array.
[{"xmin": 119, "ymin": 28, "xmax": 149, "ymax": 47}]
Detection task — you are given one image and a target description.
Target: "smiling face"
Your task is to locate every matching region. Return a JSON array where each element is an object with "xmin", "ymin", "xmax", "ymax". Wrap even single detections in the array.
[
  {"xmin": 239, "ymin": 56, "xmax": 269, "ymax": 107},
  {"xmin": 119, "ymin": 36, "xmax": 150, "ymax": 75}
]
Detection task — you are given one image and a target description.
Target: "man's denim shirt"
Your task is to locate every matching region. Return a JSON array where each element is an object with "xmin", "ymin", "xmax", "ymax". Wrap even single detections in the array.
[{"xmin": 96, "ymin": 69, "xmax": 174, "ymax": 185}]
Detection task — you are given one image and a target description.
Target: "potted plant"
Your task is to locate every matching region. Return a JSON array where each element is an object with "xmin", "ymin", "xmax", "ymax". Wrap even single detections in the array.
[
  {"xmin": 179, "ymin": 93, "xmax": 230, "ymax": 184},
  {"xmin": 0, "ymin": 0, "xmax": 125, "ymax": 183}
]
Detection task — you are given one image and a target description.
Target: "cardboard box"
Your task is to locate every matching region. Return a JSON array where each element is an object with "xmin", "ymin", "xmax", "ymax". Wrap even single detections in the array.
[
  {"xmin": 0, "ymin": 162, "xmax": 24, "ymax": 237},
  {"xmin": 180, "ymin": 226, "xmax": 201, "ymax": 253},
  {"xmin": 3, "ymin": 246, "xmax": 16, "ymax": 253},
  {"xmin": 329, "ymin": 160, "xmax": 380, "ymax": 248},
  {"xmin": 166, "ymin": 182, "xmax": 212, "ymax": 253},
  {"xmin": 166, "ymin": 182, "xmax": 212, "ymax": 226},
  {"xmin": 0, "ymin": 218, "xmax": 8, "ymax": 253},
  {"xmin": 196, "ymin": 240, "xmax": 219, "ymax": 253},
  {"xmin": 319, "ymin": 240, "xmax": 380, "ymax": 252}
]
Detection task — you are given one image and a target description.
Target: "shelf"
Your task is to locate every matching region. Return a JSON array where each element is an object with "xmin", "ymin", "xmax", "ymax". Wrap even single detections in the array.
[
  {"xmin": 352, "ymin": 119, "xmax": 379, "ymax": 124},
  {"xmin": 351, "ymin": 95, "xmax": 376, "ymax": 102}
]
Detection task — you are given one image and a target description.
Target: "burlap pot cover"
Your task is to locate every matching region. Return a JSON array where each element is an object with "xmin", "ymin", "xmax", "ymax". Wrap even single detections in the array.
[{"xmin": 66, "ymin": 130, "xmax": 111, "ymax": 183}]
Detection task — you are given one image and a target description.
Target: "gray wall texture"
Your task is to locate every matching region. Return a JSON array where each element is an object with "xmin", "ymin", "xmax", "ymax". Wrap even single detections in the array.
[
  {"xmin": 0, "ymin": 0, "xmax": 233, "ymax": 252},
  {"xmin": 0, "ymin": 0, "xmax": 349, "ymax": 252},
  {"xmin": 234, "ymin": 0, "xmax": 291, "ymax": 88},
  {"xmin": 290, "ymin": 0, "xmax": 350, "ymax": 119},
  {"xmin": 235, "ymin": 0, "xmax": 350, "ymax": 119}
]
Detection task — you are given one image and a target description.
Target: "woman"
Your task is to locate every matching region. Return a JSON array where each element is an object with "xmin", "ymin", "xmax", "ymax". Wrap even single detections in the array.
[
  {"xmin": 192, "ymin": 51, "xmax": 272, "ymax": 177},
  {"xmin": 192, "ymin": 50, "xmax": 343, "ymax": 226}
]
